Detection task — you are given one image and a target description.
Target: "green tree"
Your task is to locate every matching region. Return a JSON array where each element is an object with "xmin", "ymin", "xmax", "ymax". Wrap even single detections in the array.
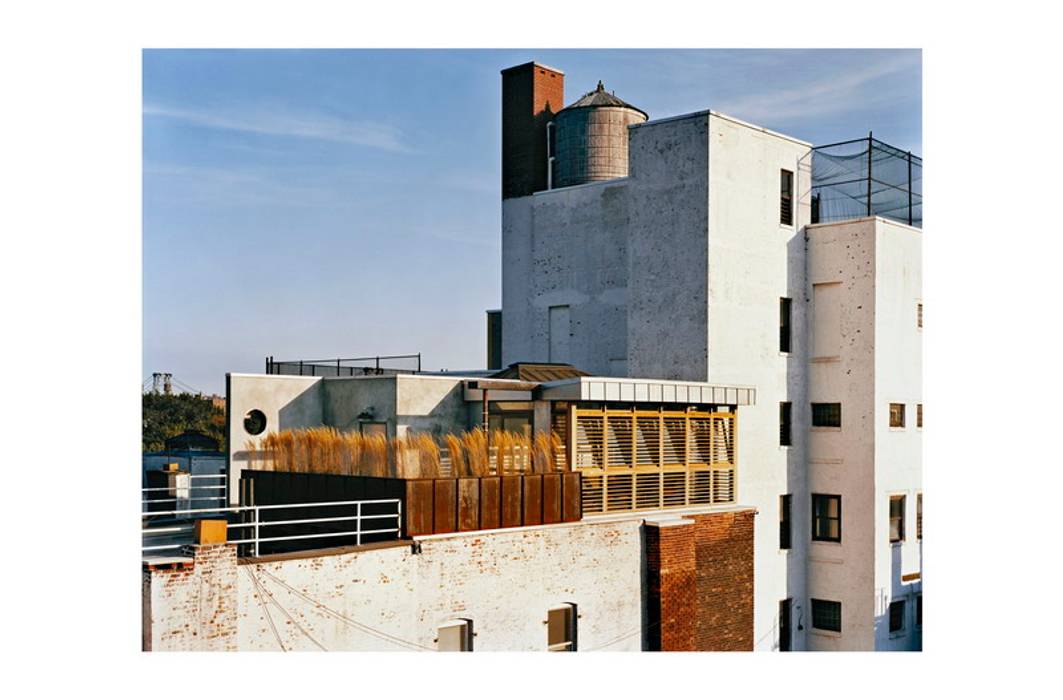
[{"xmin": 142, "ymin": 392, "xmax": 226, "ymax": 452}]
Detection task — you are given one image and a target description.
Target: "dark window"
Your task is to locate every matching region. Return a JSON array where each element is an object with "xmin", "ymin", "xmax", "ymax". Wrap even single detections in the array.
[
  {"xmin": 917, "ymin": 493, "xmax": 922, "ymax": 540},
  {"xmin": 779, "ymin": 297, "xmax": 792, "ymax": 352},
  {"xmin": 812, "ymin": 494, "xmax": 841, "ymax": 542},
  {"xmin": 917, "ymin": 302, "xmax": 923, "ymax": 329},
  {"xmin": 917, "ymin": 403, "xmax": 923, "ymax": 428},
  {"xmin": 779, "ymin": 599, "xmax": 792, "ymax": 651},
  {"xmin": 811, "ymin": 599, "xmax": 841, "ymax": 632},
  {"xmin": 889, "ymin": 600, "xmax": 906, "ymax": 633},
  {"xmin": 780, "ymin": 494, "xmax": 792, "ymax": 549},
  {"xmin": 243, "ymin": 409, "xmax": 267, "ymax": 436},
  {"xmin": 547, "ymin": 604, "xmax": 577, "ymax": 651},
  {"xmin": 889, "ymin": 403, "xmax": 906, "ymax": 428},
  {"xmin": 811, "ymin": 403, "xmax": 841, "ymax": 427},
  {"xmin": 889, "ymin": 495, "xmax": 906, "ymax": 543},
  {"xmin": 916, "ymin": 595, "xmax": 922, "ymax": 626},
  {"xmin": 779, "ymin": 401, "xmax": 792, "ymax": 446},
  {"xmin": 780, "ymin": 169, "xmax": 794, "ymax": 225}
]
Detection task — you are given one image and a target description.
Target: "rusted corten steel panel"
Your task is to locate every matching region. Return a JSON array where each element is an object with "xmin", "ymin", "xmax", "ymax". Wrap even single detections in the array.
[
  {"xmin": 501, "ymin": 476, "xmax": 523, "ymax": 528},
  {"xmin": 542, "ymin": 473, "xmax": 562, "ymax": 524},
  {"xmin": 433, "ymin": 479, "xmax": 458, "ymax": 534},
  {"xmin": 480, "ymin": 477, "xmax": 501, "ymax": 530},
  {"xmin": 562, "ymin": 472, "xmax": 582, "ymax": 521},
  {"xmin": 406, "ymin": 480, "xmax": 434, "ymax": 537},
  {"xmin": 523, "ymin": 475, "xmax": 543, "ymax": 526},
  {"xmin": 457, "ymin": 478, "xmax": 480, "ymax": 532}
]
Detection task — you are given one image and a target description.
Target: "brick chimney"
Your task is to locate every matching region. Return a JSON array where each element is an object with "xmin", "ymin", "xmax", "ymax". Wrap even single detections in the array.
[{"xmin": 501, "ymin": 62, "xmax": 564, "ymax": 199}]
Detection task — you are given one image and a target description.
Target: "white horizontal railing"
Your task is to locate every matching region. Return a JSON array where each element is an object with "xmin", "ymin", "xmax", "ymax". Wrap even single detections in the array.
[
  {"xmin": 142, "ymin": 473, "xmax": 227, "ymax": 510},
  {"xmin": 141, "ymin": 498, "xmax": 402, "ymax": 557}
]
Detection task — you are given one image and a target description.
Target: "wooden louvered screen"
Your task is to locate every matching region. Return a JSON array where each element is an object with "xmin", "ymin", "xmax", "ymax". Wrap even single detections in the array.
[{"xmin": 573, "ymin": 407, "xmax": 738, "ymax": 514}]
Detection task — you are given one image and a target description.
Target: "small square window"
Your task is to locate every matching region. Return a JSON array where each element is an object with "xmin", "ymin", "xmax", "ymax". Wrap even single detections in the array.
[
  {"xmin": 812, "ymin": 494, "xmax": 841, "ymax": 542},
  {"xmin": 548, "ymin": 604, "xmax": 577, "ymax": 651},
  {"xmin": 811, "ymin": 403, "xmax": 841, "ymax": 428},
  {"xmin": 889, "ymin": 403, "xmax": 906, "ymax": 428},
  {"xmin": 437, "ymin": 620, "xmax": 472, "ymax": 651},
  {"xmin": 811, "ymin": 599, "xmax": 842, "ymax": 632},
  {"xmin": 889, "ymin": 495, "xmax": 906, "ymax": 543},
  {"xmin": 889, "ymin": 600, "xmax": 906, "ymax": 633}
]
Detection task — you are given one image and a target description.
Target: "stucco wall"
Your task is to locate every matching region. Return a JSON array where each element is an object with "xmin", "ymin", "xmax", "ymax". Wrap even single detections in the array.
[
  {"xmin": 703, "ymin": 113, "xmax": 813, "ymax": 651},
  {"xmin": 234, "ymin": 519, "xmax": 644, "ymax": 651},
  {"xmin": 501, "ymin": 180, "xmax": 630, "ymax": 374}
]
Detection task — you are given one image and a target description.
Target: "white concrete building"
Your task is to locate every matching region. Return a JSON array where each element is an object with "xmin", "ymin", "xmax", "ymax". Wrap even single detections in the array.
[{"xmin": 498, "ymin": 62, "xmax": 922, "ymax": 651}]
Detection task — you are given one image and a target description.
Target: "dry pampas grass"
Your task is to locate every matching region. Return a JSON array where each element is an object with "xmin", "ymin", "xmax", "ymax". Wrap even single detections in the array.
[{"xmin": 249, "ymin": 426, "xmax": 566, "ymax": 479}]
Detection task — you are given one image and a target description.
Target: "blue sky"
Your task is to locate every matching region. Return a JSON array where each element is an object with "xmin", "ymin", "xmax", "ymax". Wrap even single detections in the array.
[{"xmin": 143, "ymin": 49, "xmax": 921, "ymax": 395}]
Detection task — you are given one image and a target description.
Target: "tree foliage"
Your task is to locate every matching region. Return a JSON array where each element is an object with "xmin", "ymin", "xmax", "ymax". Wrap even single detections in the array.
[{"xmin": 142, "ymin": 392, "xmax": 226, "ymax": 452}]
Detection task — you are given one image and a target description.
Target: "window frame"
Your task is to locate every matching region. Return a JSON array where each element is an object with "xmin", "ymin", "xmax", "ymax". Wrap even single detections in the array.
[
  {"xmin": 779, "ymin": 401, "xmax": 792, "ymax": 446},
  {"xmin": 547, "ymin": 604, "xmax": 577, "ymax": 652},
  {"xmin": 889, "ymin": 403, "xmax": 906, "ymax": 428},
  {"xmin": 811, "ymin": 598, "xmax": 842, "ymax": 633},
  {"xmin": 779, "ymin": 494, "xmax": 792, "ymax": 550},
  {"xmin": 889, "ymin": 495, "xmax": 906, "ymax": 543},
  {"xmin": 780, "ymin": 169, "xmax": 794, "ymax": 226},
  {"xmin": 811, "ymin": 402, "xmax": 842, "ymax": 428},
  {"xmin": 436, "ymin": 619, "xmax": 473, "ymax": 651},
  {"xmin": 811, "ymin": 493, "xmax": 842, "ymax": 543},
  {"xmin": 888, "ymin": 600, "xmax": 906, "ymax": 634},
  {"xmin": 779, "ymin": 297, "xmax": 792, "ymax": 353}
]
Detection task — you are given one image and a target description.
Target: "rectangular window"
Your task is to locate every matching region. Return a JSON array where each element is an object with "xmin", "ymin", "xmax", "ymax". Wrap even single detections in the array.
[
  {"xmin": 779, "ymin": 401, "xmax": 792, "ymax": 446},
  {"xmin": 547, "ymin": 604, "xmax": 577, "ymax": 651},
  {"xmin": 917, "ymin": 302, "xmax": 923, "ymax": 329},
  {"xmin": 811, "ymin": 599, "xmax": 842, "ymax": 632},
  {"xmin": 889, "ymin": 600, "xmax": 906, "ymax": 633},
  {"xmin": 780, "ymin": 494, "xmax": 792, "ymax": 549},
  {"xmin": 812, "ymin": 494, "xmax": 841, "ymax": 542},
  {"xmin": 779, "ymin": 599, "xmax": 792, "ymax": 651},
  {"xmin": 811, "ymin": 402, "xmax": 841, "ymax": 427},
  {"xmin": 889, "ymin": 403, "xmax": 906, "ymax": 428},
  {"xmin": 779, "ymin": 297, "xmax": 792, "ymax": 352},
  {"xmin": 437, "ymin": 620, "xmax": 472, "ymax": 651},
  {"xmin": 889, "ymin": 495, "xmax": 906, "ymax": 543},
  {"xmin": 917, "ymin": 493, "xmax": 922, "ymax": 540},
  {"xmin": 780, "ymin": 169, "xmax": 793, "ymax": 225},
  {"xmin": 916, "ymin": 595, "xmax": 922, "ymax": 626},
  {"xmin": 917, "ymin": 403, "xmax": 923, "ymax": 428}
]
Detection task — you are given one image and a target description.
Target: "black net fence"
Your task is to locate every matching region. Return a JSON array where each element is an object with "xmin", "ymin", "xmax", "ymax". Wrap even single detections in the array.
[{"xmin": 810, "ymin": 136, "xmax": 921, "ymax": 228}]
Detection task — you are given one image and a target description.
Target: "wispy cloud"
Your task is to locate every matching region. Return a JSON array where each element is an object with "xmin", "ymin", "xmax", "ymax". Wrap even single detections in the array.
[
  {"xmin": 713, "ymin": 53, "xmax": 920, "ymax": 123},
  {"xmin": 143, "ymin": 103, "xmax": 410, "ymax": 152}
]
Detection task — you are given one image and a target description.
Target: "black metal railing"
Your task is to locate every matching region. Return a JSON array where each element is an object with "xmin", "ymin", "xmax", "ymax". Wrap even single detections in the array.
[{"xmin": 265, "ymin": 353, "xmax": 422, "ymax": 377}]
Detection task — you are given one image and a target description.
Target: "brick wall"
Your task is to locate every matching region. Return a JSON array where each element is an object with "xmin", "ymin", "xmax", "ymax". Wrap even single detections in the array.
[
  {"xmin": 693, "ymin": 510, "xmax": 756, "ymax": 651},
  {"xmin": 143, "ymin": 544, "xmax": 238, "ymax": 651},
  {"xmin": 644, "ymin": 509, "xmax": 756, "ymax": 651},
  {"xmin": 501, "ymin": 62, "xmax": 564, "ymax": 199}
]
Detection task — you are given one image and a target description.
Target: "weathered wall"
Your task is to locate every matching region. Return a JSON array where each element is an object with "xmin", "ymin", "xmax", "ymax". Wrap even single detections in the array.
[
  {"xmin": 501, "ymin": 180, "xmax": 630, "ymax": 374},
  {"xmin": 872, "ymin": 218, "xmax": 923, "ymax": 651},
  {"xmin": 703, "ymin": 113, "xmax": 813, "ymax": 651},
  {"xmin": 235, "ymin": 520, "xmax": 644, "ymax": 651},
  {"xmin": 626, "ymin": 113, "xmax": 710, "ymax": 381},
  {"xmin": 143, "ymin": 544, "xmax": 238, "ymax": 651}
]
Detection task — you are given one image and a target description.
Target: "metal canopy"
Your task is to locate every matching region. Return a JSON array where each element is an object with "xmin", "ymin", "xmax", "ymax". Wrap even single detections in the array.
[{"xmin": 537, "ymin": 377, "xmax": 756, "ymax": 406}]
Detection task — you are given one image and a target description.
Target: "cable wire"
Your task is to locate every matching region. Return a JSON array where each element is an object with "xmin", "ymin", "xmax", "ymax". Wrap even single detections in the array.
[
  {"xmin": 247, "ymin": 565, "xmax": 328, "ymax": 651},
  {"xmin": 243, "ymin": 566, "xmax": 286, "ymax": 651}
]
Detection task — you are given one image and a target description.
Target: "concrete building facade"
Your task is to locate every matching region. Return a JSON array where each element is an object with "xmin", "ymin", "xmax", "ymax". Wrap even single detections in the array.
[{"xmin": 498, "ymin": 63, "xmax": 921, "ymax": 651}]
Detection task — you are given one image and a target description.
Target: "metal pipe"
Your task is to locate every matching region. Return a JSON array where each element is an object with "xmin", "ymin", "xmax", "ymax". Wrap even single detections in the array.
[
  {"xmin": 907, "ymin": 150, "xmax": 913, "ymax": 226},
  {"xmin": 867, "ymin": 131, "xmax": 873, "ymax": 216}
]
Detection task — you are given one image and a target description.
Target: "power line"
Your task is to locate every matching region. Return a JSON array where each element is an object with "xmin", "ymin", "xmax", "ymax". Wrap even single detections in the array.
[
  {"xmin": 247, "ymin": 565, "xmax": 327, "ymax": 651},
  {"xmin": 243, "ymin": 566, "xmax": 286, "ymax": 651},
  {"xmin": 250, "ymin": 564, "xmax": 434, "ymax": 651}
]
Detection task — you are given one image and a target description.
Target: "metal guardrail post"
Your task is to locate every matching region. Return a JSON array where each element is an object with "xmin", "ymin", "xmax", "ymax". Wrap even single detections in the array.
[
  {"xmin": 356, "ymin": 502, "xmax": 362, "ymax": 546},
  {"xmin": 253, "ymin": 506, "xmax": 259, "ymax": 557}
]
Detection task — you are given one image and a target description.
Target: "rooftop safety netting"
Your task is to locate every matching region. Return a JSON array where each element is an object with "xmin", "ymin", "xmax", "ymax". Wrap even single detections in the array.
[{"xmin": 810, "ymin": 136, "xmax": 921, "ymax": 228}]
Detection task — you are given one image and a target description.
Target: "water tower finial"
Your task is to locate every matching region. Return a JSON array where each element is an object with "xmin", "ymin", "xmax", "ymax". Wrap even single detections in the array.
[{"xmin": 596, "ymin": 80, "xmax": 604, "ymax": 91}]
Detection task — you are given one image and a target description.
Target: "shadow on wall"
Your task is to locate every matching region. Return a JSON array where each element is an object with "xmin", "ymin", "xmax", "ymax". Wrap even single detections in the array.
[{"xmin": 875, "ymin": 541, "xmax": 921, "ymax": 651}]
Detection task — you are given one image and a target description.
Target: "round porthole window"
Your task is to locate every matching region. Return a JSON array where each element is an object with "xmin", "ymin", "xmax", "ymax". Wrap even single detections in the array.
[{"xmin": 244, "ymin": 409, "xmax": 267, "ymax": 436}]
